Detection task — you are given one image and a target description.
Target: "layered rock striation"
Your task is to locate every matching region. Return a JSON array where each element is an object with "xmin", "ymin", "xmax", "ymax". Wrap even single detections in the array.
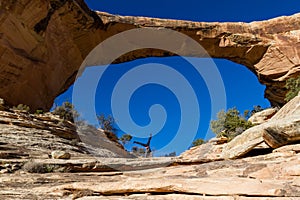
[
  {"xmin": 0, "ymin": 109, "xmax": 133, "ymax": 159},
  {"xmin": 0, "ymin": 0, "xmax": 300, "ymax": 110},
  {"xmin": 0, "ymin": 106, "xmax": 299, "ymax": 199}
]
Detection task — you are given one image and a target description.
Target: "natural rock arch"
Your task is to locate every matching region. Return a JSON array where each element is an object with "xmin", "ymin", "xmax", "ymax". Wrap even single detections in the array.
[{"xmin": 0, "ymin": 0, "xmax": 299, "ymax": 110}]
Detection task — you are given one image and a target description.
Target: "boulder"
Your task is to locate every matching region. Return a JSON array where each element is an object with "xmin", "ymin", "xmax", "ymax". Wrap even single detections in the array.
[
  {"xmin": 177, "ymin": 138, "xmax": 226, "ymax": 163},
  {"xmin": 223, "ymin": 93, "xmax": 300, "ymax": 159},
  {"xmin": 248, "ymin": 107, "xmax": 278, "ymax": 125},
  {"xmin": 209, "ymin": 136, "xmax": 228, "ymax": 144},
  {"xmin": 273, "ymin": 143, "xmax": 300, "ymax": 153},
  {"xmin": 51, "ymin": 150, "xmax": 71, "ymax": 159},
  {"xmin": 263, "ymin": 93, "xmax": 300, "ymax": 148}
]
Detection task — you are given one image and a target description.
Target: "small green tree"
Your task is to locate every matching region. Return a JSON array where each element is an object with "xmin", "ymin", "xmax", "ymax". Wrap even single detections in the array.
[
  {"xmin": 97, "ymin": 114, "xmax": 116, "ymax": 132},
  {"xmin": 250, "ymin": 105, "xmax": 263, "ymax": 116},
  {"xmin": 210, "ymin": 110, "xmax": 226, "ymax": 136},
  {"xmin": 285, "ymin": 76, "xmax": 300, "ymax": 102},
  {"xmin": 97, "ymin": 114, "xmax": 120, "ymax": 145},
  {"xmin": 12, "ymin": 104, "xmax": 30, "ymax": 112},
  {"xmin": 52, "ymin": 102, "xmax": 79, "ymax": 122},
  {"xmin": 191, "ymin": 138, "xmax": 205, "ymax": 147},
  {"xmin": 210, "ymin": 107, "xmax": 253, "ymax": 141},
  {"xmin": 243, "ymin": 109, "xmax": 250, "ymax": 119},
  {"xmin": 119, "ymin": 134, "xmax": 132, "ymax": 145},
  {"xmin": 35, "ymin": 109, "xmax": 44, "ymax": 114}
]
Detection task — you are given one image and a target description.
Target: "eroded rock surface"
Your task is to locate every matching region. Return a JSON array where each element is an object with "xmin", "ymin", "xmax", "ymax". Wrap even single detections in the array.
[
  {"xmin": 0, "ymin": 0, "xmax": 300, "ymax": 110},
  {"xmin": 0, "ymin": 107, "xmax": 299, "ymax": 199},
  {"xmin": 177, "ymin": 138, "xmax": 226, "ymax": 163},
  {"xmin": 248, "ymin": 107, "xmax": 278, "ymax": 125},
  {"xmin": 0, "ymin": 109, "xmax": 133, "ymax": 159},
  {"xmin": 1, "ymin": 143, "xmax": 300, "ymax": 199}
]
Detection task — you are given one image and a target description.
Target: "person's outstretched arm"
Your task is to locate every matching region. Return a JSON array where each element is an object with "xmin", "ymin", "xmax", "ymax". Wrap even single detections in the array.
[{"xmin": 133, "ymin": 141, "xmax": 147, "ymax": 147}]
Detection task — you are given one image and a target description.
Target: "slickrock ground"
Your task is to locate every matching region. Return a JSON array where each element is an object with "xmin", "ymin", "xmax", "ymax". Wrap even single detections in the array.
[
  {"xmin": 1, "ymin": 133, "xmax": 300, "ymax": 199},
  {"xmin": 0, "ymin": 93, "xmax": 299, "ymax": 199},
  {"xmin": 2, "ymin": 148, "xmax": 300, "ymax": 199},
  {"xmin": 0, "ymin": 0, "xmax": 300, "ymax": 110}
]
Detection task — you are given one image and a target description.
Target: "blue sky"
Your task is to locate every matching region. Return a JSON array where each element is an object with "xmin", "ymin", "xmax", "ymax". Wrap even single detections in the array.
[
  {"xmin": 85, "ymin": 0, "xmax": 300, "ymax": 22},
  {"xmin": 55, "ymin": 1, "xmax": 300, "ymax": 156}
]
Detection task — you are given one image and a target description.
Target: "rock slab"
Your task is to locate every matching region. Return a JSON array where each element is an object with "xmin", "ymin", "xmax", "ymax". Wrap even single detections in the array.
[{"xmin": 223, "ymin": 93, "xmax": 300, "ymax": 159}]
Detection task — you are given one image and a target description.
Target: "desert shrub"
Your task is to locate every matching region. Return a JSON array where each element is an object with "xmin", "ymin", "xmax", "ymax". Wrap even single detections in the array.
[
  {"xmin": 22, "ymin": 161, "xmax": 55, "ymax": 173},
  {"xmin": 70, "ymin": 138, "xmax": 80, "ymax": 146},
  {"xmin": 97, "ymin": 114, "xmax": 116, "ymax": 132},
  {"xmin": 119, "ymin": 134, "xmax": 132, "ymax": 145},
  {"xmin": 210, "ymin": 107, "xmax": 253, "ymax": 141},
  {"xmin": 164, "ymin": 152, "xmax": 176, "ymax": 157},
  {"xmin": 131, "ymin": 146, "xmax": 146, "ymax": 157},
  {"xmin": 12, "ymin": 104, "xmax": 30, "ymax": 112},
  {"xmin": 97, "ymin": 114, "xmax": 120, "ymax": 144},
  {"xmin": 44, "ymin": 165, "xmax": 56, "ymax": 173},
  {"xmin": 250, "ymin": 105, "xmax": 263, "ymax": 116},
  {"xmin": 285, "ymin": 76, "xmax": 300, "ymax": 102},
  {"xmin": 191, "ymin": 138, "xmax": 205, "ymax": 147},
  {"xmin": 52, "ymin": 102, "xmax": 79, "ymax": 122},
  {"xmin": 132, "ymin": 146, "xmax": 138, "ymax": 152},
  {"xmin": 72, "ymin": 189, "xmax": 94, "ymax": 199},
  {"xmin": 35, "ymin": 109, "xmax": 44, "ymax": 114}
]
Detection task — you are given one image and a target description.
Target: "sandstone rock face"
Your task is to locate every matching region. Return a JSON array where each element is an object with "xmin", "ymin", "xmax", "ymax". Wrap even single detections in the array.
[
  {"xmin": 248, "ymin": 107, "xmax": 278, "ymax": 125},
  {"xmin": 223, "ymin": 93, "xmax": 300, "ymax": 159},
  {"xmin": 0, "ymin": 110, "xmax": 133, "ymax": 159},
  {"xmin": 177, "ymin": 138, "xmax": 226, "ymax": 163},
  {"xmin": 263, "ymin": 93, "xmax": 300, "ymax": 148},
  {"xmin": 0, "ymin": 0, "xmax": 300, "ymax": 110}
]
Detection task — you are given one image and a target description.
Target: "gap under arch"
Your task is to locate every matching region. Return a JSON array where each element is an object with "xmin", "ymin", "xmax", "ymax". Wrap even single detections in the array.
[{"xmin": 53, "ymin": 57, "xmax": 270, "ymax": 156}]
